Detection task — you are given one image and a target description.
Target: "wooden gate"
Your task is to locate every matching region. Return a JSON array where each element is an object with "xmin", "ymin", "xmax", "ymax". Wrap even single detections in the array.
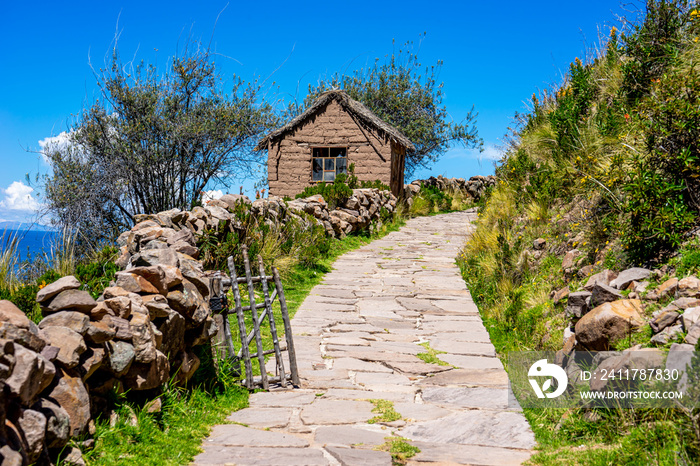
[{"xmin": 209, "ymin": 245, "xmax": 300, "ymax": 390}]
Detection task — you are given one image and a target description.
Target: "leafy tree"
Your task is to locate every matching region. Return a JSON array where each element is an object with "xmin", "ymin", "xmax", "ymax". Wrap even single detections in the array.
[
  {"xmin": 42, "ymin": 45, "xmax": 278, "ymax": 244},
  {"xmin": 293, "ymin": 38, "xmax": 482, "ymax": 177}
]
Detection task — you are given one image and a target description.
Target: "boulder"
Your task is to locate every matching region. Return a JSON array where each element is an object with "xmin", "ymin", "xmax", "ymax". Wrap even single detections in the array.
[
  {"xmin": 62, "ymin": 446, "xmax": 86, "ymax": 466},
  {"xmin": 533, "ymin": 238, "xmax": 546, "ymax": 250},
  {"xmin": 574, "ymin": 299, "xmax": 644, "ymax": 351},
  {"xmin": 552, "ymin": 286, "xmax": 569, "ymax": 305},
  {"xmin": 103, "ymin": 296, "xmax": 132, "ymax": 319},
  {"xmin": 650, "ymin": 324, "xmax": 683, "ymax": 345},
  {"xmin": 130, "ymin": 309, "xmax": 157, "ymax": 364},
  {"xmin": 115, "ymin": 272, "xmax": 160, "ymax": 295},
  {"xmin": 578, "ymin": 265, "xmax": 594, "ymax": 278},
  {"xmin": 681, "ymin": 307, "xmax": 700, "ymax": 331},
  {"xmin": 85, "ymin": 319, "xmax": 116, "ymax": 344},
  {"xmin": 35, "ymin": 275, "xmax": 81, "ymax": 304},
  {"xmin": 0, "ymin": 338, "xmax": 15, "ymax": 379},
  {"xmin": 671, "ymin": 297, "xmax": 700, "ymax": 310},
  {"xmin": 609, "ymin": 268, "xmax": 651, "ymax": 289},
  {"xmin": 565, "ymin": 291, "xmax": 591, "ymax": 319},
  {"xmin": 649, "ymin": 310, "xmax": 680, "ymax": 334},
  {"xmin": 220, "ymin": 194, "xmax": 252, "ymax": 210},
  {"xmin": 110, "ymin": 316, "xmax": 133, "ymax": 340},
  {"xmin": 143, "ymin": 295, "xmax": 171, "ymax": 319},
  {"xmin": 647, "ymin": 277, "xmax": 679, "ymax": 301},
  {"xmin": 39, "ymin": 326, "xmax": 86, "ymax": 369},
  {"xmin": 562, "ymin": 249, "xmax": 581, "ymax": 269},
  {"xmin": 92, "ymin": 302, "xmax": 114, "ymax": 321},
  {"xmin": 43, "ymin": 290, "xmax": 97, "ymax": 314},
  {"xmin": 685, "ymin": 321, "xmax": 700, "ymax": 345},
  {"xmin": 0, "ymin": 322, "xmax": 46, "ymax": 353},
  {"xmin": 131, "ymin": 248, "xmax": 179, "ymax": 268},
  {"xmin": 584, "ymin": 269, "xmax": 618, "ymax": 291},
  {"xmin": 79, "ymin": 346, "xmax": 105, "ymax": 380},
  {"xmin": 167, "ymin": 280, "xmax": 204, "ymax": 321},
  {"xmin": 106, "ymin": 340, "xmax": 135, "ymax": 376},
  {"xmin": 678, "ymin": 276, "xmax": 700, "ymax": 298},
  {"xmin": 0, "ymin": 300, "xmax": 31, "ymax": 328},
  {"xmin": 0, "ymin": 445, "xmax": 24, "ymax": 466},
  {"xmin": 159, "ymin": 265, "xmax": 184, "ymax": 290},
  {"xmin": 5, "ymin": 345, "xmax": 55, "ymax": 404},
  {"xmin": 167, "ymin": 228, "xmax": 196, "ymax": 247},
  {"xmin": 102, "ymin": 286, "xmax": 131, "ymax": 300},
  {"xmin": 32, "ymin": 398, "xmax": 70, "ymax": 448},
  {"xmin": 17, "ymin": 408, "xmax": 47, "ymax": 463},
  {"xmin": 123, "ymin": 350, "xmax": 169, "ymax": 391},
  {"xmin": 590, "ymin": 283, "xmax": 623, "ymax": 308},
  {"xmin": 171, "ymin": 241, "xmax": 199, "ymax": 258},
  {"xmin": 38, "ymin": 311, "xmax": 89, "ymax": 335},
  {"xmin": 123, "ymin": 266, "xmax": 171, "ymax": 295},
  {"xmin": 156, "ymin": 309, "xmax": 186, "ymax": 358}
]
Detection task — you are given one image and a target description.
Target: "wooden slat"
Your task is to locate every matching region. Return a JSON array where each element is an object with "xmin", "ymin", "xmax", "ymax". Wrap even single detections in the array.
[
  {"xmin": 228, "ymin": 256, "xmax": 253, "ymax": 389},
  {"xmin": 273, "ymin": 266, "xmax": 300, "ymax": 386},
  {"xmin": 259, "ymin": 255, "xmax": 286, "ymax": 387},
  {"xmin": 243, "ymin": 246, "xmax": 268, "ymax": 390}
]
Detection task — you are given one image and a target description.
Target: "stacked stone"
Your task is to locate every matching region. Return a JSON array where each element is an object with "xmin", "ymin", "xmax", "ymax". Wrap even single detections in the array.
[
  {"xmin": 1, "ymin": 300, "xmax": 76, "ymax": 465},
  {"xmin": 404, "ymin": 175, "xmax": 497, "ymax": 204},
  {"xmin": 0, "ymin": 267, "xmax": 214, "ymax": 465},
  {"xmin": 286, "ymin": 189, "xmax": 397, "ymax": 237}
]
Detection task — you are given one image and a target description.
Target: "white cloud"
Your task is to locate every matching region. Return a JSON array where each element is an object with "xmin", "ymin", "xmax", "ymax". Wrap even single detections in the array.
[
  {"xmin": 38, "ymin": 131, "xmax": 74, "ymax": 163},
  {"xmin": 445, "ymin": 145, "xmax": 503, "ymax": 162},
  {"xmin": 202, "ymin": 190, "xmax": 224, "ymax": 203},
  {"xmin": 0, "ymin": 181, "xmax": 40, "ymax": 212}
]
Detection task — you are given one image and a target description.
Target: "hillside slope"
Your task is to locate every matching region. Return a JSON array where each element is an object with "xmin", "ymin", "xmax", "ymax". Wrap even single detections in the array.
[{"xmin": 460, "ymin": 1, "xmax": 700, "ymax": 463}]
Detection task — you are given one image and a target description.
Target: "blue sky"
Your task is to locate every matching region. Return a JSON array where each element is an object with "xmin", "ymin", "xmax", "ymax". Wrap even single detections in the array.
[{"xmin": 0, "ymin": 0, "xmax": 625, "ymax": 225}]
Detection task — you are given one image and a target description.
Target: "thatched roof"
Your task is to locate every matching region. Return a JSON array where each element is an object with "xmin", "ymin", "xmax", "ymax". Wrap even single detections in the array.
[{"xmin": 255, "ymin": 89, "xmax": 415, "ymax": 151}]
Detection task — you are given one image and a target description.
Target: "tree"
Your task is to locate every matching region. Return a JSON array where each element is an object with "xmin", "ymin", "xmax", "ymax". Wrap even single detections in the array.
[
  {"xmin": 43, "ymin": 45, "xmax": 278, "ymax": 244},
  {"xmin": 293, "ymin": 38, "xmax": 482, "ymax": 177}
]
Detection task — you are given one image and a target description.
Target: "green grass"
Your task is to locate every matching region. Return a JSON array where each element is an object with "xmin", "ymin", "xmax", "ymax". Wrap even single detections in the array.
[
  {"xmin": 367, "ymin": 399, "xmax": 402, "ymax": 424},
  {"xmin": 375, "ymin": 436, "xmax": 420, "ymax": 465},
  {"xmin": 86, "ymin": 384, "xmax": 249, "ymax": 465},
  {"xmin": 415, "ymin": 341, "xmax": 450, "ymax": 366}
]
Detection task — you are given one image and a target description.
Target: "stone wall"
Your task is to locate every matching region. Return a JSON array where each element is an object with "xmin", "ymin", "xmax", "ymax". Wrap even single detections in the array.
[
  {"xmin": 0, "ymin": 178, "xmax": 492, "ymax": 465},
  {"xmin": 403, "ymin": 175, "xmax": 496, "ymax": 206},
  {"xmin": 268, "ymin": 99, "xmax": 396, "ymax": 198}
]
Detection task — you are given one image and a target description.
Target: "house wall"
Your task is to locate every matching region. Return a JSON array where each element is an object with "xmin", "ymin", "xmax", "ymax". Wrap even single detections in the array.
[{"xmin": 267, "ymin": 99, "xmax": 395, "ymax": 198}]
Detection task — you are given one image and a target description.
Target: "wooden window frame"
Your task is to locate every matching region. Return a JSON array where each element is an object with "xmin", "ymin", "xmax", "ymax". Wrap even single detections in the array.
[{"xmin": 312, "ymin": 147, "xmax": 348, "ymax": 182}]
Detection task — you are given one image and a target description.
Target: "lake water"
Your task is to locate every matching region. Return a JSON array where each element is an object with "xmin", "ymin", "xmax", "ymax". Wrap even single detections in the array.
[{"xmin": 1, "ymin": 229, "xmax": 58, "ymax": 263}]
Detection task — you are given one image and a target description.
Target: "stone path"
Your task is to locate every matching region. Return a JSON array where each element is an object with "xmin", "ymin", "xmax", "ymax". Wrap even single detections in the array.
[{"xmin": 193, "ymin": 211, "xmax": 535, "ymax": 465}]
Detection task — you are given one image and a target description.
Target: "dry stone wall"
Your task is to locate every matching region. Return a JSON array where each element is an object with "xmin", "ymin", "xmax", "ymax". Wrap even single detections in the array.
[{"xmin": 0, "ymin": 178, "xmax": 492, "ymax": 465}]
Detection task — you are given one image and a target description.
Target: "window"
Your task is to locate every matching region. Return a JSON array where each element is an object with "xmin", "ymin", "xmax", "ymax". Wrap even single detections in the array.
[{"xmin": 312, "ymin": 147, "xmax": 347, "ymax": 182}]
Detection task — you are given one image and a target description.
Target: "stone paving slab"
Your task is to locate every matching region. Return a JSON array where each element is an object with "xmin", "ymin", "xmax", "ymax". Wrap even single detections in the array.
[
  {"xmin": 408, "ymin": 442, "xmax": 533, "ymax": 465},
  {"xmin": 193, "ymin": 211, "xmax": 533, "ymax": 466},
  {"xmin": 204, "ymin": 424, "xmax": 309, "ymax": 447},
  {"xmin": 401, "ymin": 411, "xmax": 536, "ymax": 450},
  {"xmin": 300, "ymin": 399, "xmax": 375, "ymax": 425},
  {"xmin": 314, "ymin": 425, "xmax": 389, "ymax": 446},
  {"xmin": 193, "ymin": 446, "xmax": 328, "ymax": 465},
  {"xmin": 326, "ymin": 446, "xmax": 393, "ymax": 466},
  {"xmin": 226, "ymin": 407, "xmax": 292, "ymax": 429},
  {"xmin": 249, "ymin": 390, "xmax": 317, "ymax": 407}
]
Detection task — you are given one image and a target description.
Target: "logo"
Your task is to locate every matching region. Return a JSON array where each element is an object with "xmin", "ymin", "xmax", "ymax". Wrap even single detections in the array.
[{"xmin": 528, "ymin": 359, "xmax": 568, "ymax": 399}]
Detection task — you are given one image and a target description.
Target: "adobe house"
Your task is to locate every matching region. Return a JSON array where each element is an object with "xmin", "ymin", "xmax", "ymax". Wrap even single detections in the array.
[{"xmin": 256, "ymin": 90, "xmax": 414, "ymax": 198}]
